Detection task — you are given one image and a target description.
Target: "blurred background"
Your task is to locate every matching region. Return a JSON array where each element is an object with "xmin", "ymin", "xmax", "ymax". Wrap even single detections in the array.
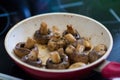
[{"xmin": 0, "ymin": 0, "xmax": 120, "ymax": 80}]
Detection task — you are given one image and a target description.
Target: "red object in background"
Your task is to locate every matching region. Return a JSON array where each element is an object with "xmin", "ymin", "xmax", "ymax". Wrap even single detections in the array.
[{"xmin": 102, "ymin": 62, "xmax": 120, "ymax": 79}]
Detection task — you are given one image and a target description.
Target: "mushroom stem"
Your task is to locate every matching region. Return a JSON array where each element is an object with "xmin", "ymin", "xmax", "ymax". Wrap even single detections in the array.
[
  {"xmin": 50, "ymin": 51, "xmax": 61, "ymax": 64},
  {"xmin": 57, "ymin": 48, "xmax": 64, "ymax": 55},
  {"xmin": 64, "ymin": 33, "xmax": 76, "ymax": 43},
  {"xmin": 67, "ymin": 25, "xmax": 76, "ymax": 34},
  {"xmin": 52, "ymin": 31, "xmax": 61, "ymax": 41},
  {"xmin": 76, "ymin": 44, "xmax": 85, "ymax": 53},
  {"xmin": 83, "ymin": 39, "xmax": 92, "ymax": 51},
  {"xmin": 40, "ymin": 22, "xmax": 48, "ymax": 35},
  {"xmin": 28, "ymin": 49, "xmax": 38, "ymax": 61},
  {"xmin": 24, "ymin": 37, "xmax": 36, "ymax": 49},
  {"xmin": 65, "ymin": 45, "xmax": 75, "ymax": 55},
  {"xmin": 52, "ymin": 26, "xmax": 59, "ymax": 33}
]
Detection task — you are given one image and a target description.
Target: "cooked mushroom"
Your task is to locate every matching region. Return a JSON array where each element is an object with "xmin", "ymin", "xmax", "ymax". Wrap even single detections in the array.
[
  {"xmin": 63, "ymin": 25, "xmax": 80, "ymax": 39},
  {"xmin": 93, "ymin": 44, "xmax": 107, "ymax": 52},
  {"xmin": 69, "ymin": 62, "xmax": 86, "ymax": 69},
  {"xmin": 57, "ymin": 39, "xmax": 66, "ymax": 48},
  {"xmin": 47, "ymin": 32, "xmax": 66, "ymax": 51},
  {"xmin": 72, "ymin": 38, "xmax": 92, "ymax": 51},
  {"xmin": 27, "ymin": 47, "xmax": 38, "ymax": 61},
  {"xmin": 52, "ymin": 26, "xmax": 59, "ymax": 33},
  {"xmin": 65, "ymin": 45, "xmax": 75, "ymax": 55},
  {"xmin": 88, "ymin": 44, "xmax": 107, "ymax": 63},
  {"xmin": 50, "ymin": 51, "xmax": 61, "ymax": 64},
  {"xmin": 66, "ymin": 43, "xmax": 89, "ymax": 64},
  {"xmin": 14, "ymin": 38, "xmax": 36, "ymax": 58},
  {"xmin": 51, "ymin": 30, "xmax": 61, "ymax": 40},
  {"xmin": 46, "ymin": 51, "xmax": 70, "ymax": 69},
  {"xmin": 76, "ymin": 44, "xmax": 85, "ymax": 53},
  {"xmin": 48, "ymin": 39, "xmax": 66, "ymax": 51},
  {"xmin": 21, "ymin": 46, "xmax": 42, "ymax": 67},
  {"xmin": 57, "ymin": 48, "xmax": 65, "ymax": 55},
  {"xmin": 83, "ymin": 39, "xmax": 92, "ymax": 51},
  {"xmin": 14, "ymin": 42, "xmax": 30, "ymax": 58},
  {"xmin": 40, "ymin": 22, "xmax": 48, "ymax": 35},
  {"xmin": 47, "ymin": 41, "xmax": 57, "ymax": 51},
  {"xmin": 24, "ymin": 37, "xmax": 36, "ymax": 49},
  {"xmin": 34, "ymin": 22, "xmax": 53, "ymax": 44},
  {"xmin": 64, "ymin": 33, "xmax": 76, "ymax": 44},
  {"xmin": 69, "ymin": 51, "xmax": 89, "ymax": 64}
]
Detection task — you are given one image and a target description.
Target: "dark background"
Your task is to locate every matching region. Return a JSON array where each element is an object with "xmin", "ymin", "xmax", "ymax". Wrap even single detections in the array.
[{"xmin": 0, "ymin": 0, "xmax": 120, "ymax": 80}]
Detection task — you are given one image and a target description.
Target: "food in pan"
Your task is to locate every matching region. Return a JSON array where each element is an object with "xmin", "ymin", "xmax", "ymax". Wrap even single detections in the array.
[{"xmin": 14, "ymin": 22, "xmax": 107, "ymax": 69}]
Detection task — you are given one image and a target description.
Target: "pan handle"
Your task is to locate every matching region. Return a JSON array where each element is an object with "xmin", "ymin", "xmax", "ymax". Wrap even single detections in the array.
[{"xmin": 95, "ymin": 60, "xmax": 120, "ymax": 79}]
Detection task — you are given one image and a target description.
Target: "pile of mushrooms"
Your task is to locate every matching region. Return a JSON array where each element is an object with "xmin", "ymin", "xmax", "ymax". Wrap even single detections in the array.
[
  {"xmin": 14, "ymin": 22, "xmax": 107, "ymax": 69},
  {"xmin": 14, "ymin": 38, "xmax": 42, "ymax": 67}
]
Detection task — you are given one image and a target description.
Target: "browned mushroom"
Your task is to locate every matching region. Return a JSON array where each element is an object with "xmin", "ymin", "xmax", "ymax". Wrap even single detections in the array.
[
  {"xmin": 47, "ymin": 31, "xmax": 66, "ymax": 51},
  {"xmin": 47, "ymin": 39, "xmax": 66, "ymax": 51},
  {"xmin": 14, "ymin": 42, "xmax": 30, "ymax": 58},
  {"xmin": 65, "ymin": 43, "xmax": 89, "ymax": 64},
  {"xmin": 93, "ymin": 44, "xmax": 107, "ymax": 52},
  {"xmin": 24, "ymin": 37, "xmax": 36, "ymax": 49},
  {"xmin": 14, "ymin": 38, "xmax": 36, "ymax": 58},
  {"xmin": 69, "ymin": 62, "xmax": 86, "ymax": 69},
  {"xmin": 69, "ymin": 51, "xmax": 89, "ymax": 64},
  {"xmin": 21, "ymin": 46, "xmax": 42, "ymax": 67},
  {"xmin": 34, "ymin": 22, "xmax": 53, "ymax": 44},
  {"xmin": 46, "ymin": 51, "xmax": 70, "ymax": 69},
  {"xmin": 71, "ymin": 38, "xmax": 92, "ymax": 51},
  {"xmin": 65, "ymin": 38, "xmax": 91, "ymax": 64},
  {"xmin": 64, "ymin": 33, "xmax": 76, "ymax": 44},
  {"xmin": 57, "ymin": 48, "xmax": 65, "ymax": 55},
  {"xmin": 88, "ymin": 44, "xmax": 107, "ymax": 63},
  {"xmin": 65, "ymin": 45, "xmax": 75, "ymax": 55},
  {"xmin": 63, "ymin": 25, "xmax": 80, "ymax": 40}
]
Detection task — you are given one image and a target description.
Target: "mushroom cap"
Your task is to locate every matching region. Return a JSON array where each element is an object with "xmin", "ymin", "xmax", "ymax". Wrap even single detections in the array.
[
  {"xmin": 34, "ymin": 30, "xmax": 53, "ymax": 44},
  {"xmin": 20, "ymin": 44, "xmax": 42, "ymax": 67},
  {"xmin": 88, "ymin": 50, "xmax": 106, "ymax": 63},
  {"xmin": 14, "ymin": 42, "xmax": 30, "ymax": 58},
  {"xmin": 46, "ymin": 54, "xmax": 70, "ymax": 69},
  {"xmin": 69, "ymin": 62, "xmax": 86, "ymax": 69},
  {"xmin": 69, "ymin": 51, "xmax": 89, "ymax": 64},
  {"xmin": 63, "ymin": 30, "xmax": 80, "ymax": 40},
  {"xmin": 63, "ymin": 25, "xmax": 80, "ymax": 40},
  {"xmin": 21, "ymin": 55, "xmax": 42, "ymax": 67}
]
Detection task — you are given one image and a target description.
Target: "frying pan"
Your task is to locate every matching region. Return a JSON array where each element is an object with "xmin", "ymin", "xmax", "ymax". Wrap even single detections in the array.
[{"xmin": 4, "ymin": 13, "xmax": 120, "ymax": 79}]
